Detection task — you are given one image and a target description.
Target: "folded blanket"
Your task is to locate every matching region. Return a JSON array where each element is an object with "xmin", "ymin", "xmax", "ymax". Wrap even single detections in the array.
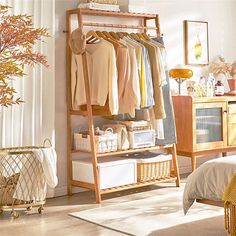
[
  {"xmin": 78, "ymin": 3, "xmax": 120, "ymax": 11},
  {"xmin": 223, "ymin": 172, "xmax": 236, "ymax": 236}
]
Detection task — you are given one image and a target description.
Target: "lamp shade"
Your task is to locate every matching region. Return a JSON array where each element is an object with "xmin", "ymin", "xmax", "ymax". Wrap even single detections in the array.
[{"xmin": 169, "ymin": 68, "xmax": 193, "ymax": 79}]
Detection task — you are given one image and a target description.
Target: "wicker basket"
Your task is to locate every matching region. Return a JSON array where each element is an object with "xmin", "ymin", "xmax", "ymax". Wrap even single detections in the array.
[
  {"xmin": 74, "ymin": 128, "xmax": 118, "ymax": 153},
  {"xmin": 0, "ymin": 142, "xmax": 51, "ymax": 218},
  {"xmin": 135, "ymin": 153, "xmax": 172, "ymax": 182}
]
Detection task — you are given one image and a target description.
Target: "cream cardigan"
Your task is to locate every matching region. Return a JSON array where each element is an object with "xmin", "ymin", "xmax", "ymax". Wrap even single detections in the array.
[{"xmin": 71, "ymin": 39, "xmax": 119, "ymax": 115}]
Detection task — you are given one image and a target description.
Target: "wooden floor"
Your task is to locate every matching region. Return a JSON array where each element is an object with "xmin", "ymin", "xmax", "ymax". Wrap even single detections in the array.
[{"xmin": 0, "ymin": 185, "xmax": 164, "ymax": 236}]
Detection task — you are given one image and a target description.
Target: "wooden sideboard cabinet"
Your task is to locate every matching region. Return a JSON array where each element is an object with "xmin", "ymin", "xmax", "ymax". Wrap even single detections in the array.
[{"xmin": 172, "ymin": 95, "xmax": 236, "ymax": 171}]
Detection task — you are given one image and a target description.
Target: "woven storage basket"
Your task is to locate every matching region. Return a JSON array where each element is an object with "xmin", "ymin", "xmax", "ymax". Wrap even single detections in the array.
[
  {"xmin": 122, "ymin": 152, "xmax": 171, "ymax": 182},
  {"xmin": 0, "ymin": 143, "xmax": 51, "ymax": 218},
  {"xmin": 137, "ymin": 158, "xmax": 171, "ymax": 182},
  {"xmin": 74, "ymin": 128, "xmax": 118, "ymax": 153}
]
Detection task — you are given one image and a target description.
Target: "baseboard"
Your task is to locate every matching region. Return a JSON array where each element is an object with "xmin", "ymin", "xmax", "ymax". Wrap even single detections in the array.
[
  {"xmin": 46, "ymin": 187, "xmax": 55, "ymax": 198},
  {"xmin": 179, "ymin": 165, "xmax": 192, "ymax": 174},
  {"xmin": 52, "ymin": 185, "xmax": 84, "ymax": 197}
]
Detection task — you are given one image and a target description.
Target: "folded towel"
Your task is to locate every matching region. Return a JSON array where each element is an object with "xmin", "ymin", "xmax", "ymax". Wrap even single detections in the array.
[{"xmin": 78, "ymin": 3, "xmax": 120, "ymax": 12}]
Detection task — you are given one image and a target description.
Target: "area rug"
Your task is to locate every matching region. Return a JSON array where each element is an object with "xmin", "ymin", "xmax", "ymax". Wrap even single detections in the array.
[{"xmin": 69, "ymin": 184, "xmax": 225, "ymax": 236}]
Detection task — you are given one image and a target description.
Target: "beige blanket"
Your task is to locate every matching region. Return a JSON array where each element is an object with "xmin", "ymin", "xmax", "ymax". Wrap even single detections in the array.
[{"xmin": 223, "ymin": 172, "xmax": 236, "ymax": 236}]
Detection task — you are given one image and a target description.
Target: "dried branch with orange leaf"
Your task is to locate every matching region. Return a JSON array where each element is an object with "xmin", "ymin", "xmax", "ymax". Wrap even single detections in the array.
[{"xmin": 0, "ymin": 5, "xmax": 49, "ymax": 107}]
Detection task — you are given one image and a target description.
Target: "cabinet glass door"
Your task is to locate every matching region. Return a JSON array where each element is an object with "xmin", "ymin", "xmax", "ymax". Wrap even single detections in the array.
[
  {"xmin": 194, "ymin": 102, "xmax": 227, "ymax": 150},
  {"xmin": 196, "ymin": 107, "xmax": 222, "ymax": 143}
]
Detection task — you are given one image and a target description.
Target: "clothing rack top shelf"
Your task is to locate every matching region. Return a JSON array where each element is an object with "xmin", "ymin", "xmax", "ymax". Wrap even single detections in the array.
[
  {"xmin": 67, "ymin": 8, "xmax": 157, "ymax": 19},
  {"xmin": 66, "ymin": 8, "xmax": 160, "ymax": 35},
  {"xmin": 66, "ymin": 8, "xmax": 180, "ymax": 203}
]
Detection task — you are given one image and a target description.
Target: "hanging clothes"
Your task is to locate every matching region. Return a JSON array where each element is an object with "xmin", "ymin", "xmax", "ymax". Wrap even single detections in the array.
[
  {"xmin": 126, "ymin": 37, "xmax": 155, "ymax": 108},
  {"xmin": 152, "ymin": 37, "xmax": 177, "ymax": 145},
  {"xmin": 139, "ymin": 39, "xmax": 166, "ymax": 119},
  {"xmin": 71, "ymin": 39, "xmax": 119, "ymax": 115},
  {"xmin": 70, "ymin": 30, "xmax": 172, "ymax": 142},
  {"xmin": 123, "ymin": 37, "xmax": 147, "ymax": 108},
  {"xmin": 118, "ymin": 40, "xmax": 137, "ymax": 118}
]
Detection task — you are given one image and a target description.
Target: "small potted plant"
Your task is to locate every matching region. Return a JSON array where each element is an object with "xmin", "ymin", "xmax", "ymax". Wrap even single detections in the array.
[{"xmin": 206, "ymin": 56, "xmax": 236, "ymax": 95}]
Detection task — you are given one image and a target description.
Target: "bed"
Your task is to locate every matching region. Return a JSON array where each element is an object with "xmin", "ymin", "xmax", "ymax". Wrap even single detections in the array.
[
  {"xmin": 183, "ymin": 155, "xmax": 236, "ymax": 235},
  {"xmin": 183, "ymin": 155, "xmax": 236, "ymax": 214}
]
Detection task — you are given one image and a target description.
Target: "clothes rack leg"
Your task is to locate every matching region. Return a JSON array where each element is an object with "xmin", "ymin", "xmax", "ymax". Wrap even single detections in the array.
[{"xmin": 171, "ymin": 144, "xmax": 180, "ymax": 187}]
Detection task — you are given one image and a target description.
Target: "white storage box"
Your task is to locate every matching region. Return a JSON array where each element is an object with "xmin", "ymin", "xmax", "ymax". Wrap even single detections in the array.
[
  {"xmin": 129, "ymin": 129, "xmax": 155, "ymax": 149},
  {"xmin": 72, "ymin": 157, "xmax": 137, "ymax": 189}
]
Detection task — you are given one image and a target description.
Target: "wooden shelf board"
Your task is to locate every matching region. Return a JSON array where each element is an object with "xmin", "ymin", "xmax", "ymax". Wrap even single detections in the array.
[
  {"xmin": 100, "ymin": 175, "xmax": 177, "ymax": 194},
  {"xmin": 70, "ymin": 109, "xmax": 112, "ymax": 116},
  {"xmin": 177, "ymin": 146, "xmax": 236, "ymax": 157},
  {"xmin": 69, "ymin": 109, "xmax": 88, "ymax": 116},
  {"xmin": 72, "ymin": 145, "xmax": 173, "ymax": 156},
  {"xmin": 67, "ymin": 8, "xmax": 157, "ymax": 19},
  {"xmin": 71, "ymin": 180, "xmax": 95, "ymax": 190}
]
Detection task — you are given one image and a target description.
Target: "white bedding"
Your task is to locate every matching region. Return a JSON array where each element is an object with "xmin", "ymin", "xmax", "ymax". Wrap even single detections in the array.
[{"xmin": 183, "ymin": 155, "xmax": 236, "ymax": 214}]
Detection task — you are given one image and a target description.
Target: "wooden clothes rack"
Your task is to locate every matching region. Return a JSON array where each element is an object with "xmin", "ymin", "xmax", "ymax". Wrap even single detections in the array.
[{"xmin": 66, "ymin": 8, "xmax": 180, "ymax": 203}]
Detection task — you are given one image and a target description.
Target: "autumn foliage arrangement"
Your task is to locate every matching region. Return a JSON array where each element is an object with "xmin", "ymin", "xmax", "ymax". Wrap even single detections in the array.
[{"xmin": 0, "ymin": 5, "xmax": 48, "ymax": 107}]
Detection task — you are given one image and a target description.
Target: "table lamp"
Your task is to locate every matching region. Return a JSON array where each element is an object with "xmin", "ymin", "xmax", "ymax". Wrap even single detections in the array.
[{"xmin": 169, "ymin": 68, "xmax": 193, "ymax": 95}]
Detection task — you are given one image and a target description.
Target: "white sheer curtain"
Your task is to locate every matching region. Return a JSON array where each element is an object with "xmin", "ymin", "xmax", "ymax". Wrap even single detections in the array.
[{"xmin": 0, "ymin": 0, "xmax": 55, "ymax": 147}]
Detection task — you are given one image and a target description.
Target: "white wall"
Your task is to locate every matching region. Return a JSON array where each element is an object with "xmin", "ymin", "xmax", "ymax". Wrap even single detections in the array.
[{"xmin": 55, "ymin": 0, "xmax": 236, "ymax": 196}]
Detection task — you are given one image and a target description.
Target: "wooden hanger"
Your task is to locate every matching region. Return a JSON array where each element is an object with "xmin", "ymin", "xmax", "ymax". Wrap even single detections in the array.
[
  {"xmin": 141, "ymin": 32, "xmax": 151, "ymax": 41},
  {"xmin": 94, "ymin": 31, "xmax": 120, "ymax": 53},
  {"xmin": 109, "ymin": 31, "xmax": 120, "ymax": 40},
  {"xmin": 102, "ymin": 31, "xmax": 112, "ymax": 39},
  {"xmin": 86, "ymin": 30, "xmax": 101, "ymax": 44},
  {"xmin": 136, "ymin": 33, "xmax": 146, "ymax": 41},
  {"xmin": 116, "ymin": 32, "xmax": 125, "ymax": 39},
  {"xmin": 95, "ymin": 31, "xmax": 106, "ymax": 39},
  {"xmin": 129, "ymin": 33, "xmax": 140, "ymax": 42}
]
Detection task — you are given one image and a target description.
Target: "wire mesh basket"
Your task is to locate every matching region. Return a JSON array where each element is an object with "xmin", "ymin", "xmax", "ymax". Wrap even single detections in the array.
[{"xmin": 0, "ymin": 140, "xmax": 51, "ymax": 218}]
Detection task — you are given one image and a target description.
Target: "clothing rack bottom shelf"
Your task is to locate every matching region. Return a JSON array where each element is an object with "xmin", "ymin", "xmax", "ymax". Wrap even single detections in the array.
[
  {"xmin": 71, "ymin": 175, "xmax": 177, "ymax": 195},
  {"xmin": 100, "ymin": 175, "xmax": 177, "ymax": 194}
]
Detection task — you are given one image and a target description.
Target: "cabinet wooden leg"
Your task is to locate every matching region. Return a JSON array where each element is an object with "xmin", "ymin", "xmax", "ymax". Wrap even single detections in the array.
[
  {"xmin": 95, "ymin": 191, "xmax": 101, "ymax": 204},
  {"xmin": 67, "ymin": 183, "xmax": 72, "ymax": 196},
  {"xmin": 191, "ymin": 156, "xmax": 196, "ymax": 171},
  {"xmin": 171, "ymin": 144, "xmax": 180, "ymax": 187},
  {"xmin": 222, "ymin": 152, "xmax": 227, "ymax": 157}
]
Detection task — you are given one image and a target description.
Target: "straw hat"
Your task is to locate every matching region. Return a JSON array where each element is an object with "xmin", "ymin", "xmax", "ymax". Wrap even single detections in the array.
[{"xmin": 69, "ymin": 28, "xmax": 86, "ymax": 54}]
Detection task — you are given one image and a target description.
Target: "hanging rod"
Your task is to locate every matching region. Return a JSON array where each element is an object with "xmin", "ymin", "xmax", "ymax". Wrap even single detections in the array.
[
  {"xmin": 63, "ymin": 23, "xmax": 158, "ymax": 33},
  {"xmin": 82, "ymin": 22, "xmax": 158, "ymax": 30}
]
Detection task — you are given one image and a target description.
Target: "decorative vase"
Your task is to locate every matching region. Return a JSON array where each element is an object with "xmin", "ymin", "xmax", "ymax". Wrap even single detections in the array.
[{"xmin": 227, "ymin": 79, "xmax": 236, "ymax": 95}]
